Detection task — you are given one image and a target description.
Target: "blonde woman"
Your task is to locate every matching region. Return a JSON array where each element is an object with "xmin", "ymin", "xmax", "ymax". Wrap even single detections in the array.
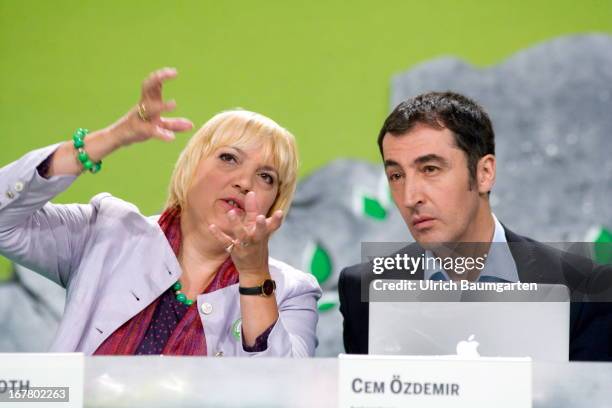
[{"xmin": 0, "ymin": 68, "xmax": 321, "ymax": 356}]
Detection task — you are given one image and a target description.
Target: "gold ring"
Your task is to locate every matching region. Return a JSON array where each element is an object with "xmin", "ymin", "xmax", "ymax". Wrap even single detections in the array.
[{"xmin": 137, "ymin": 103, "xmax": 149, "ymax": 122}]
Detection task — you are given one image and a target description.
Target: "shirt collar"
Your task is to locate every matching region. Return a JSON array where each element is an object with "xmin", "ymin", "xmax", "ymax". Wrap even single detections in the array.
[{"xmin": 423, "ymin": 214, "xmax": 519, "ymax": 282}]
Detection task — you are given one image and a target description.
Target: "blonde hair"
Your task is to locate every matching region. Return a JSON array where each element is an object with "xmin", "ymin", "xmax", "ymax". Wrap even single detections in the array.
[{"xmin": 165, "ymin": 109, "xmax": 298, "ymax": 216}]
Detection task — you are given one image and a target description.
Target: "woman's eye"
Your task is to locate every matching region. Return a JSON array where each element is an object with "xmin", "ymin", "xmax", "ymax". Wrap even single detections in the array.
[
  {"xmin": 219, "ymin": 153, "xmax": 237, "ymax": 163},
  {"xmin": 260, "ymin": 173, "xmax": 274, "ymax": 185}
]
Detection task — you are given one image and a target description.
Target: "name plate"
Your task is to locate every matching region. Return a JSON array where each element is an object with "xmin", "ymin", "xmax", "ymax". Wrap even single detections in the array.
[
  {"xmin": 338, "ymin": 354, "xmax": 531, "ymax": 408},
  {"xmin": 0, "ymin": 353, "xmax": 83, "ymax": 408}
]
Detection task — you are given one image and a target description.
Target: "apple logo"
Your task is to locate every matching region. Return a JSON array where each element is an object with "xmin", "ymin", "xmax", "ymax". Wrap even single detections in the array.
[{"xmin": 456, "ymin": 334, "xmax": 480, "ymax": 358}]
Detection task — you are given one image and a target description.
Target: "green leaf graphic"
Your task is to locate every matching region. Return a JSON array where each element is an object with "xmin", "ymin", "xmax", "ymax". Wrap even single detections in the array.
[
  {"xmin": 363, "ymin": 196, "xmax": 387, "ymax": 220},
  {"xmin": 593, "ymin": 227, "xmax": 612, "ymax": 265},
  {"xmin": 318, "ymin": 301, "xmax": 337, "ymax": 312},
  {"xmin": 310, "ymin": 244, "xmax": 332, "ymax": 284},
  {"xmin": 0, "ymin": 257, "xmax": 12, "ymax": 283}
]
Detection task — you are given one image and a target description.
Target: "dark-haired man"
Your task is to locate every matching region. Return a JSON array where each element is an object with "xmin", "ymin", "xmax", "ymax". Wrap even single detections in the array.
[{"xmin": 338, "ymin": 92, "xmax": 612, "ymax": 361}]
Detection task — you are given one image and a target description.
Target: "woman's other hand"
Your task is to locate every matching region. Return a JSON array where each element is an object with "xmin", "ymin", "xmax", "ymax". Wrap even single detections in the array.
[
  {"xmin": 208, "ymin": 190, "xmax": 283, "ymax": 347},
  {"xmin": 208, "ymin": 191, "xmax": 283, "ymax": 278}
]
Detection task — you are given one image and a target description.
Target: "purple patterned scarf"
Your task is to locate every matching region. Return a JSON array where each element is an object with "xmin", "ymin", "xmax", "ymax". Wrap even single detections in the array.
[{"xmin": 94, "ymin": 207, "xmax": 238, "ymax": 355}]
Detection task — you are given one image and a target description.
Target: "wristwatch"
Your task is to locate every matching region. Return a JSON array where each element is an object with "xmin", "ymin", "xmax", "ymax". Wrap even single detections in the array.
[{"xmin": 239, "ymin": 279, "xmax": 276, "ymax": 297}]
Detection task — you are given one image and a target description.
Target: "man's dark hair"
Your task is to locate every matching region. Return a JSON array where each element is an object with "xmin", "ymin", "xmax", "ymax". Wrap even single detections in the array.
[{"xmin": 378, "ymin": 91, "xmax": 495, "ymax": 185}]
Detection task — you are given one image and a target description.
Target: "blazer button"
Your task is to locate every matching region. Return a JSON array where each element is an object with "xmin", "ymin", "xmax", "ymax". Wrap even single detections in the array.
[
  {"xmin": 200, "ymin": 302, "xmax": 213, "ymax": 315},
  {"xmin": 6, "ymin": 191, "xmax": 15, "ymax": 199},
  {"xmin": 14, "ymin": 182, "xmax": 24, "ymax": 192},
  {"xmin": 214, "ymin": 351, "xmax": 224, "ymax": 357}
]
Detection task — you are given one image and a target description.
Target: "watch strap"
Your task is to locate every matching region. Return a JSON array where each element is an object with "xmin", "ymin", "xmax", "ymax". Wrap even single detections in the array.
[{"xmin": 239, "ymin": 279, "xmax": 276, "ymax": 296}]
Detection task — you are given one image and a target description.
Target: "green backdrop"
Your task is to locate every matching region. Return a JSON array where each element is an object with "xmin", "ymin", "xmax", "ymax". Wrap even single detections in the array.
[{"xmin": 1, "ymin": 0, "xmax": 611, "ymax": 277}]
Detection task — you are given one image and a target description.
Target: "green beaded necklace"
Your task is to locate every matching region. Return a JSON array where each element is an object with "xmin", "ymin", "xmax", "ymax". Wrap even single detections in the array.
[{"xmin": 172, "ymin": 281, "xmax": 195, "ymax": 306}]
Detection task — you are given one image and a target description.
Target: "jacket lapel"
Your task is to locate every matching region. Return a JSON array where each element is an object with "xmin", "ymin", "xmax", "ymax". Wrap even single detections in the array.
[{"xmin": 82, "ymin": 222, "xmax": 179, "ymax": 354}]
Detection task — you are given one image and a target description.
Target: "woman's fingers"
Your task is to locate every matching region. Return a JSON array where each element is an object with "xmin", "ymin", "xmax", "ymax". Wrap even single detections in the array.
[
  {"xmin": 252, "ymin": 215, "xmax": 268, "ymax": 241},
  {"xmin": 227, "ymin": 209, "xmax": 248, "ymax": 242},
  {"xmin": 208, "ymin": 224, "xmax": 235, "ymax": 248},
  {"xmin": 150, "ymin": 125, "xmax": 176, "ymax": 142},
  {"xmin": 135, "ymin": 100, "xmax": 176, "ymax": 123},
  {"xmin": 241, "ymin": 210, "xmax": 283, "ymax": 245},
  {"xmin": 163, "ymin": 99, "xmax": 177, "ymax": 112},
  {"xmin": 219, "ymin": 204, "xmax": 282, "ymax": 250},
  {"xmin": 138, "ymin": 116, "xmax": 192, "ymax": 143},
  {"xmin": 243, "ymin": 192, "xmax": 260, "ymax": 225},
  {"xmin": 112, "ymin": 68, "xmax": 187, "ymax": 146},
  {"xmin": 265, "ymin": 210, "xmax": 284, "ymax": 233},
  {"xmin": 141, "ymin": 68, "xmax": 177, "ymax": 101},
  {"xmin": 159, "ymin": 117, "xmax": 194, "ymax": 132}
]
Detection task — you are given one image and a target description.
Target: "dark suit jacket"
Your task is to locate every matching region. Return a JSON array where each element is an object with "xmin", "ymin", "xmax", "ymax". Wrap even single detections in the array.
[{"xmin": 338, "ymin": 226, "xmax": 612, "ymax": 361}]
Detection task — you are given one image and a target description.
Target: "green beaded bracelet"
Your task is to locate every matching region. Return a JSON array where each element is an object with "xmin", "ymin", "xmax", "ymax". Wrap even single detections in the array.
[{"xmin": 72, "ymin": 128, "xmax": 102, "ymax": 174}]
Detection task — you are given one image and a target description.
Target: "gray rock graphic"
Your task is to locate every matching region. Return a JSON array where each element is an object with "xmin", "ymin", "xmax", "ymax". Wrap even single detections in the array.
[{"xmin": 390, "ymin": 34, "xmax": 612, "ymax": 242}]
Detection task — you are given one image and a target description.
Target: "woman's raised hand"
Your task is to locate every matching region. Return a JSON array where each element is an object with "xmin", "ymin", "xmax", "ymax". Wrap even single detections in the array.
[
  {"xmin": 113, "ymin": 67, "xmax": 193, "ymax": 146},
  {"xmin": 42, "ymin": 68, "xmax": 194, "ymax": 178}
]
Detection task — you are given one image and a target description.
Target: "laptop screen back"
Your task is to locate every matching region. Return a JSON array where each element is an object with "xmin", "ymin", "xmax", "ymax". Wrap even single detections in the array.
[{"xmin": 368, "ymin": 282, "xmax": 570, "ymax": 361}]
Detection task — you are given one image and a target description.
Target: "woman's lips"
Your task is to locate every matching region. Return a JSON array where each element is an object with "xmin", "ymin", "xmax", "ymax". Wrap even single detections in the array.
[{"xmin": 219, "ymin": 199, "xmax": 244, "ymax": 214}]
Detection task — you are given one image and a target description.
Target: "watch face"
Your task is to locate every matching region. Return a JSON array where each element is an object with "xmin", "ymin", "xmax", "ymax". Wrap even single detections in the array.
[{"xmin": 262, "ymin": 279, "xmax": 276, "ymax": 296}]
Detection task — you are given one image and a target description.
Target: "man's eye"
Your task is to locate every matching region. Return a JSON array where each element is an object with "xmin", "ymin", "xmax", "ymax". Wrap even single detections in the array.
[
  {"xmin": 219, "ymin": 153, "xmax": 237, "ymax": 163},
  {"xmin": 387, "ymin": 172, "xmax": 402, "ymax": 181},
  {"xmin": 423, "ymin": 166, "xmax": 439, "ymax": 174}
]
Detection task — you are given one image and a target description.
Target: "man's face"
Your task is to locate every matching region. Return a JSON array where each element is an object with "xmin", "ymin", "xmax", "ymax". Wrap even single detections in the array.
[{"xmin": 382, "ymin": 123, "xmax": 487, "ymax": 244}]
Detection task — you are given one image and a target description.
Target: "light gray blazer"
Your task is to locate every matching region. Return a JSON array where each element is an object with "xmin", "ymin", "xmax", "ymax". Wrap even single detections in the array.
[{"xmin": 0, "ymin": 144, "xmax": 322, "ymax": 356}]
